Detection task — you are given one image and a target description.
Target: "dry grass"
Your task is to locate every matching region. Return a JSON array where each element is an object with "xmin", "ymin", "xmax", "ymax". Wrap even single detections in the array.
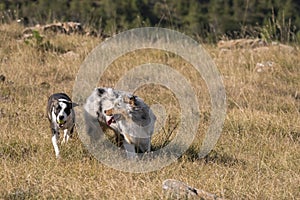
[{"xmin": 0, "ymin": 23, "xmax": 299, "ymax": 199}]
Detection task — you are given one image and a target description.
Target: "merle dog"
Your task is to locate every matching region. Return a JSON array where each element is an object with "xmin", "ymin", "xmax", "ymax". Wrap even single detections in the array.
[{"xmin": 84, "ymin": 88, "xmax": 156, "ymax": 158}]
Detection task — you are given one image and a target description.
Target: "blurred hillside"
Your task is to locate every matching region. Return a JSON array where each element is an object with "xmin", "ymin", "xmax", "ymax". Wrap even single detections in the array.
[{"xmin": 1, "ymin": 0, "xmax": 300, "ymax": 42}]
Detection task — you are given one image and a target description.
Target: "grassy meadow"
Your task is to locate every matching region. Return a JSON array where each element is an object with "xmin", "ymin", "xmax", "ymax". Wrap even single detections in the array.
[{"xmin": 0, "ymin": 23, "xmax": 299, "ymax": 199}]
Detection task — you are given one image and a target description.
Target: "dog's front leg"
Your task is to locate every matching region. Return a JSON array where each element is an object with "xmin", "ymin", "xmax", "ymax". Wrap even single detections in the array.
[
  {"xmin": 51, "ymin": 128, "xmax": 60, "ymax": 158},
  {"xmin": 123, "ymin": 141, "xmax": 137, "ymax": 159},
  {"xmin": 61, "ymin": 129, "xmax": 69, "ymax": 145},
  {"xmin": 114, "ymin": 131, "xmax": 124, "ymax": 147},
  {"xmin": 122, "ymin": 134, "xmax": 138, "ymax": 159}
]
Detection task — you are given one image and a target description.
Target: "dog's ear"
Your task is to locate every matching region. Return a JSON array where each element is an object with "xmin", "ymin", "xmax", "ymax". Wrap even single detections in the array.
[
  {"xmin": 123, "ymin": 95, "xmax": 138, "ymax": 107},
  {"xmin": 52, "ymin": 99, "xmax": 59, "ymax": 108},
  {"xmin": 72, "ymin": 102, "xmax": 79, "ymax": 108},
  {"xmin": 129, "ymin": 95, "xmax": 137, "ymax": 106},
  {"xmin": 97, "ymin": 88, "xmax": 106, "ymax": 96}
]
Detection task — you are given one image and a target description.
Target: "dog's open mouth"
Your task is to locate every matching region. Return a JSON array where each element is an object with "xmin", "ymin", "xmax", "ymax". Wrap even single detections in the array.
[
  {"xmin": 57, "ymin": 120, "xmax": 66, "ymax": 127},
  {"xmin": 107, "ymin": 116, "xmax": 115, "ymax": 126},
  {"xmin": 106, "ymin": 114, "xmax": 122, "ymax": 126}
]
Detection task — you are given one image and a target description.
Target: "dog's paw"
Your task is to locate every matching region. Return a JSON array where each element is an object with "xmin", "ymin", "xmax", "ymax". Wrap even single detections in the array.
[
  {"xmin": 55, "ymin": 153, "xmax": 61, "ymax": 159},
  {"xmin": 61, "ymin": 138, "xmax": 66, "ymax": 145},
  {"xmin": 61, "ymin": 134, "xmax": 70, "ymax": 145}
]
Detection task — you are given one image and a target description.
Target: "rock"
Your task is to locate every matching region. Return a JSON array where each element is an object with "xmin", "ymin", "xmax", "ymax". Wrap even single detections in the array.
[
  {"xmin": 276, "ymin": 43, "xmax": 295, "ymax": 54},
  {"xmin": 0, "ymin": 108, "xmax": 5, "ymax": 118},
  {"xmin": 22, "ymin": 21, "xmax": 108, "ymax": 40},
  {"xmin": 0, "ymin": 74, "xmax": 5, "ymax": 83},
  {"xmin": 254, "ymin": 61, "xmax": 275, "ymax": 73},
  {"xmin": 294, "ymin": 91, "xmax": 300, "ymax": 100},
  {"xmin": 43, "ymin": 22, "xmax": 67, "ymax": 34},
  {"xmin": 23, "ymin": 21, "xmax": 85, "ymax": 37},
  {"xmin": 217, "ymin": 39, "xmax": 297, "ymax": 55},
  {"xmin": 162, "ymin": 179, "xmax": 224, "ymax": 200},
  {"xmin": 60, "ymin": 51, "xmax": 79, "ymax": 59},
  {"xmin": 40, "ymin": 82, "xmax": 50, "ymax": 89},
  {"xmin": 62, "ymin": 22, "xmax": 84, "ymax": 34},
  {"xmin": 217, "ymin": 38, "xmax": 267, "ymax": 49}
]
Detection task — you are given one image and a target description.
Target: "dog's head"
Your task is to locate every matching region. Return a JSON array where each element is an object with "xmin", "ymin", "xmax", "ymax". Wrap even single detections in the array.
[
  {"xmin": 51, "ymin": 99, "xmax": 74, "ymax": 127},
  {"xmin": 104, "ymin": 108, "xmax": 116, "ymax": 125},
  {"xmin": 90, "ymin": 88, "xmax": 119, "ymax": 126},
  {"xmin": 85, "ymin": 87, "xmax": 146, "ymax": 127},
  {"xmin": 104, "ymin": 107, "xmax": 127, "ymax": 126},
  {"xmin": 103, "ymin": 94, "xmax": 139, "ymax": 126},
  {"xmin": 94, "ymin": 88, "xmax": 132, "ymax": 126}
]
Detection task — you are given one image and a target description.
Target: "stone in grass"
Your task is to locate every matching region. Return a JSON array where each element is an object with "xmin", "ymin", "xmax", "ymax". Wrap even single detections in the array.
[
  {"xmin": 254, "ymin": 61, "xmax": 275, "ymax": 73},
  {"xmin": 40, "ymin": 81, "xmax": 50, "ymax": 89},
  {"xmin": 162, "ymin": 179, "xmax": 224, "ymax": 200},
  {"xmin": 0, "ymin": 74, "xmax": 5, "ymax": 83}
]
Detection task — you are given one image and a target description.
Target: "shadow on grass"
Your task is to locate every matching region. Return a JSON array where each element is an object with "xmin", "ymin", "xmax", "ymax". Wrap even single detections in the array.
[
  {"xmin": 179, "ymin": 148, "xmax": 247, "ymax": 167},
  {"xmin": 60, "ymin": 141, "xmax": 96, "ymax": 161}
]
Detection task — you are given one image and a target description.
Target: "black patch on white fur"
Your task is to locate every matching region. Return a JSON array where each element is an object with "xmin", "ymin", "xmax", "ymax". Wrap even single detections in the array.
[
  {"xmin": 97, "ymin": 88, "xmax": 106, "ymax": 96},
  {"xmin": 53, "ymin": 100, "xmax": 72, "ymax": 116},
  {"xmin": 53, "ymin": 103, "xmax": 62, "ymax": 115},
  {"xmin": 64, "ymin": 102, "xmax": 72, "ymax": 116},
  {"xmin": 98, "ymin": 100, "xmax": 103, "ymax": 113}
]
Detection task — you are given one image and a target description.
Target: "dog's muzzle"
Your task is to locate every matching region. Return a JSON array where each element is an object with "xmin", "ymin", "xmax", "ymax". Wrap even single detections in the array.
[
  {"xmin": 106, "ymin": 114, "xmax": 121, "ymax": 126},
  {"xmin": 57, "ymin": 120, "xmax": 66, "ymax": 127}
]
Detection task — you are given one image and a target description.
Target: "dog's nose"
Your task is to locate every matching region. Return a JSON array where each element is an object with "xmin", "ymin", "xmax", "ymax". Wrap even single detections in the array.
[{"xmin": 59, "ymin": 115, "xmax": 64, "ymax": 120}]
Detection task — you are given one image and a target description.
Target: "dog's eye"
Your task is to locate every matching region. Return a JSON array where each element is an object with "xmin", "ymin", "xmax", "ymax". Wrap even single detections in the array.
[
  {"xmin": 116, "ymin": 102, "xmax": 121, "ymax": 107},
  {"xmin": 54, "ymin": 105, "xmax": 61, "ymax": 114},
  {"xmin": 64, "ymin": 108, "xmax": 71, "ymax": 116},
  {"xmin": 114, "ymin": 101, "xmax": 121, "ymax": 108}
]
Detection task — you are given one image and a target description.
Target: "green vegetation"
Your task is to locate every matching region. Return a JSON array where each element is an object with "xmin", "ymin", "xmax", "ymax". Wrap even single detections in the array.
[{"xmin": 1, "ymin": 0, "xmax": 300, "ymax": 42}]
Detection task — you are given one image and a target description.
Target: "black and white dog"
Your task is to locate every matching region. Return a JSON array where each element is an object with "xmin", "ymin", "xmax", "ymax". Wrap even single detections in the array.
[
  {"xmin": 47, "ymin": 93, "xmax": 77, "ymax": 158},
  {"xmin": 84, "ymin": 88, "xmax": 156, "ymax": 157}
]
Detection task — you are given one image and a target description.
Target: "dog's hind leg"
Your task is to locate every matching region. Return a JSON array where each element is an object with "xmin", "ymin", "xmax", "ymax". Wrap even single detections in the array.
[
  {"xmin": 136, "ymin": 138, "xmax": 151, "ymax": 153},
  {"xmin": 51, "ymin": 129, "xmax": 60, "ymax": 158}
]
